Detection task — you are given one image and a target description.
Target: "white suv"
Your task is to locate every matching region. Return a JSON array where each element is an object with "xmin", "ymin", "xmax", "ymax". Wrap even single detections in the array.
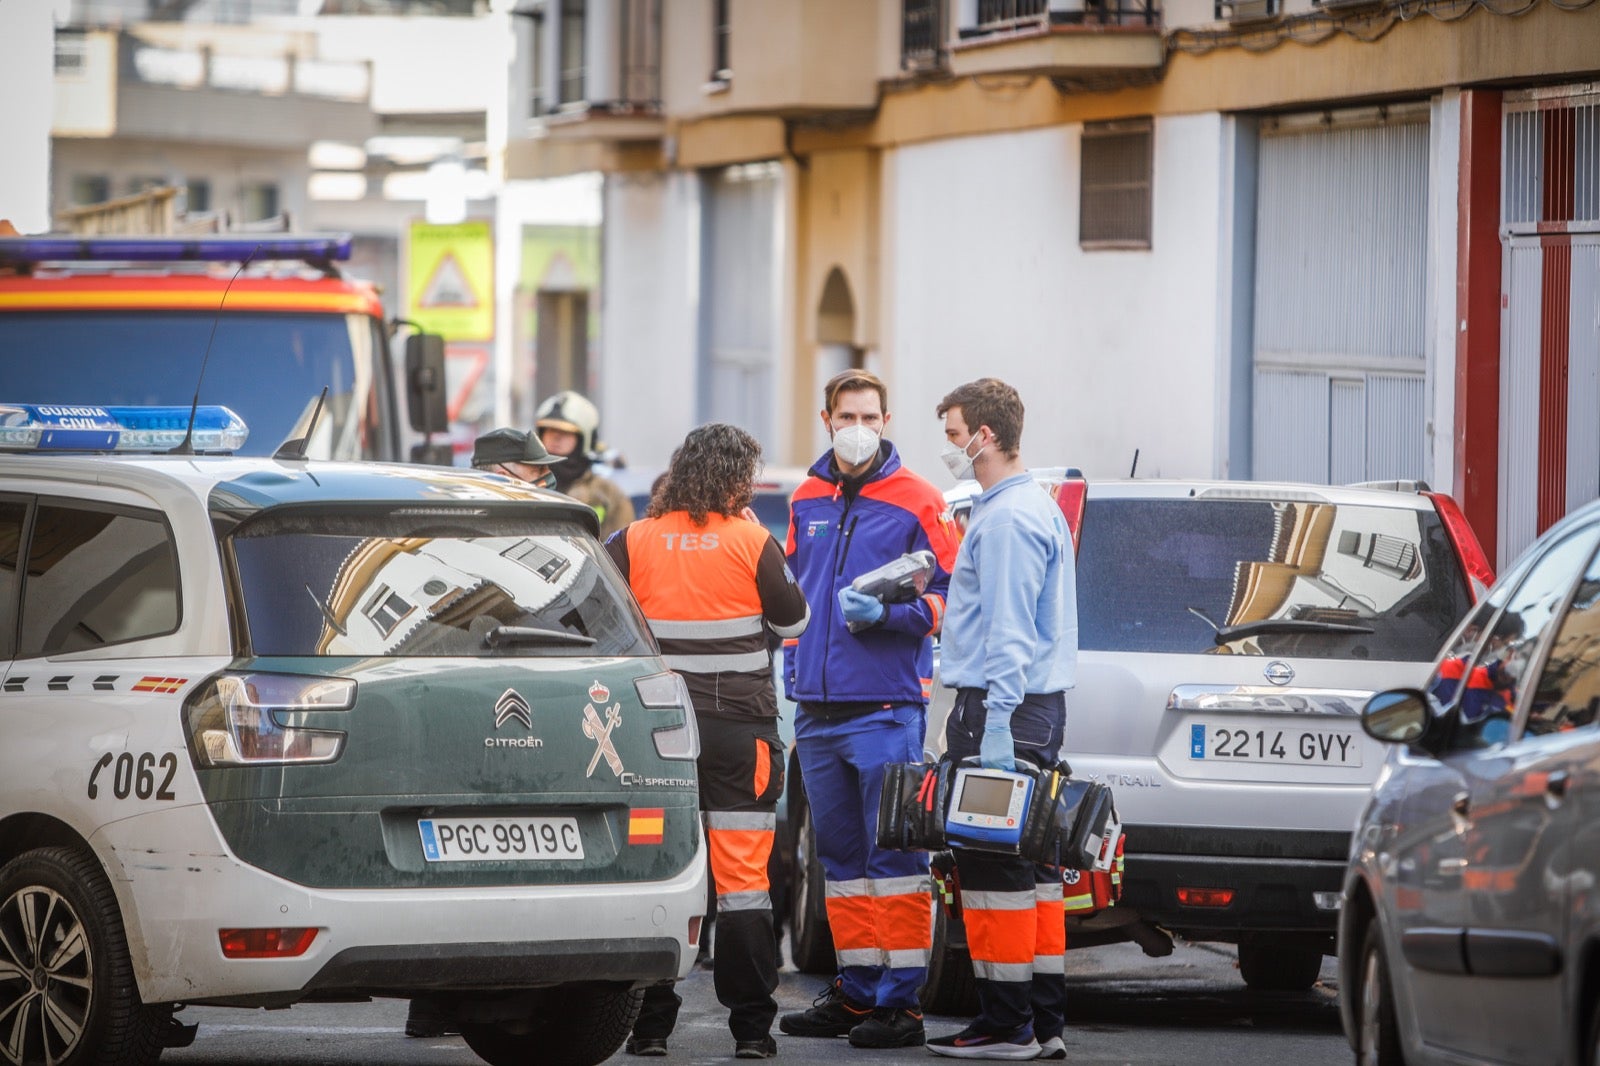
[
  {"xmin": 923, "ymin": 475, "xmax": 1490, "ymax": 995},
  {"xmin": 0, "ymin": 404, "xmax": 705, "ymax": 1066}
]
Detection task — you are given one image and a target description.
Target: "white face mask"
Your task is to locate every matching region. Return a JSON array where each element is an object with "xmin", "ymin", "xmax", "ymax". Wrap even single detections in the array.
[
  {"xmin": 940, "ymin": 434, "xmax": 987, "ymax": 481},
  {"xmin": 831, "ymin": 424, "xmax": 880, "ymax": 468}
]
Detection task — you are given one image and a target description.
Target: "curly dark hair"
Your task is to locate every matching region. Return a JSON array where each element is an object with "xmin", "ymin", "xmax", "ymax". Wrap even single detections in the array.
[{"xmin": 648, "ymin": 423, "xmax": 762, "ymax": 525}]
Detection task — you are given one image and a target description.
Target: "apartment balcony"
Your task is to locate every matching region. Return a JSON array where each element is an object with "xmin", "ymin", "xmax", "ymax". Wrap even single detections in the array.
[
  {"xmin": 518, "ymin": 0, "xmax": 664, "ymax": 144},
  {"xmin": 948, "ymin": 0, "xmax": 1163, "ymax": 82},
  {"xmin": 676, "ymin": 0, "xmax": 880, "ymax": 120},
  {"xmin": 52, "ymin": 29, "xmax": 374, "ymax": 149}
]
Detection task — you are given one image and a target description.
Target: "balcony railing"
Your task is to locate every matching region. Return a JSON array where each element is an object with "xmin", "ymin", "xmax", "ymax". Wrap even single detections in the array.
[
  {"xmin": 901, "ymin": 0, "xmax": 944, "ymax": 69},
  {"xmin": 120, "ymin": 37, "xmax": 371, "ymax": 101},
  {"xmin": 976, "ymin": 0, "xmax": 1049, "ymax": 31},
  {"xmin": 967, "ymin": 0, "xmax": 1159, "ymax": 34}
]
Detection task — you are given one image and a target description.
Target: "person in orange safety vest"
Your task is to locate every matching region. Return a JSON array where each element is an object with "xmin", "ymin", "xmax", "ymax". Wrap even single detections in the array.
[{"xmin": 606, "ymin": 423, "xmax": 810, "ymax": 1061}]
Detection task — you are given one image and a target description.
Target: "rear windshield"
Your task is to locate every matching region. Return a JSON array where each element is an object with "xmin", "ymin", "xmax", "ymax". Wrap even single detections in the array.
[
  {"xmin": 1076, "ymin": 497, "xmax": 1473, "ymax": 660},
  {"xmin": 229, "ymin": 512, "xmax": 653, "ymax": 657}
]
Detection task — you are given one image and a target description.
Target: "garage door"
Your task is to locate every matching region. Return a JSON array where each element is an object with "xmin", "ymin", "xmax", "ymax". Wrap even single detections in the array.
[
  {"xmin": 700, "ymin": 162, "xmax": 781, "ymax": 455},
  {"xmin": 1251, "ymin": 108, "xmax": 1430, "ymax": 486}
]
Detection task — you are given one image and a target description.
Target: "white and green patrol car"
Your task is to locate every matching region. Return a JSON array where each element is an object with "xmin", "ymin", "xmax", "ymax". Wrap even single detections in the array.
[{"xmin": 0, "ymin": 404, "xmax": 705, "ymax": 1066}]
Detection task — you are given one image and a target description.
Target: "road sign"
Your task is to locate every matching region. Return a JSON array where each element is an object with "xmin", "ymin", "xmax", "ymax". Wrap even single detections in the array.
[{"xmin": 406, "ymin": 220, "xmax": 493, "ymax": 341}]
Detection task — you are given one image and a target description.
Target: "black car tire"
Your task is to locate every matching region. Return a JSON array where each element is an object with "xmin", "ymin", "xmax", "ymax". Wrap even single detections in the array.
[
  {"xmin": 919, "ymin": 900, "xmax": 979, "ymax": 1016},
  {"xmin": 1354, "ymin": 923, "xmax": 1403, "ymax": 1066},
  {"xmin": 1237, "ymin": 942, "xmax": 1323, "ymax": 991},
  {"xmin": 459, "ymin": 984, "xmax": 642, "ymax": 1066},
  {"xmin": 787, "ymin": 795, "xmax": 836, "ymax": 975},
  {"xmin": 0, "ymin": 846, "xmax": 169, "ymax": 1066}
]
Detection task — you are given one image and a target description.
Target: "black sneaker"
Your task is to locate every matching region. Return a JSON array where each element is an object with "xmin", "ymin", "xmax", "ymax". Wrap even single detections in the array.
[
  {"xmin": 777, "ymin": 981, "xmax": 873, "ymax": 1037},
  {"xmin": 735, "ymin": 1034, "xmax": 779, "ymax": 1058},
  {"xmin": 625, "ymin": 1035, "xmax": 669, "ymax": 1056},
  {"xmin": 849, "ymin": 1007, "xmax": 926, "ymax": 1048}
]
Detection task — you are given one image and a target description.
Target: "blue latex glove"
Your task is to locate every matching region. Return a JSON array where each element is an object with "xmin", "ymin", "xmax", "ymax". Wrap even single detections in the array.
[
  {"xmin": 980, "ymin": 710, "xmax": 1016, "ymax": 772},
  {"xmin": 838, "ymin": 586, "xmax": 885, "ymax": 627}
]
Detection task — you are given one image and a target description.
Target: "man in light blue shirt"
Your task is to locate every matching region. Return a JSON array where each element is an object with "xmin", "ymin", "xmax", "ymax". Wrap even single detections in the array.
[{"xmin": 926, "ymin": 378, "xmax": 1077, "ymax": 1063}]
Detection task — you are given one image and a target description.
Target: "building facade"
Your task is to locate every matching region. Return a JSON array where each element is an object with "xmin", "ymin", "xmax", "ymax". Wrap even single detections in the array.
[{"xmin": 499, "ymin": 2, "xmax": 1595, "ymax": 563}]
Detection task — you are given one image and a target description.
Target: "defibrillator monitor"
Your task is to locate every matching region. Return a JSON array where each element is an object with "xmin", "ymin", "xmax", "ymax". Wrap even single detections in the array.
[{"xmin": 944, "ymin": 767, "xmax": 1033, "ymax": 850}]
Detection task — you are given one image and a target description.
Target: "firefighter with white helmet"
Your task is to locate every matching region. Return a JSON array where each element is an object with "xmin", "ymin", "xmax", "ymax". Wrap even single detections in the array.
[{"xmin": 535, "ymin": 390, "xmax": 635, "ymax": 539}]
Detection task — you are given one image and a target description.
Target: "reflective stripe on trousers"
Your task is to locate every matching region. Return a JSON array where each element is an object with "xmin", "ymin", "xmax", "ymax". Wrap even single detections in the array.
[
  {"xmin": 705, "ymin": 810, "xmax": 775, "ymax": 909},
  {"xmin": 1033, "ymin": 881, "xmax": 1066, "ymax": 975},
  {"xmin": 826, "ymin": 874, "xmax": 932, "ymax": 968}
]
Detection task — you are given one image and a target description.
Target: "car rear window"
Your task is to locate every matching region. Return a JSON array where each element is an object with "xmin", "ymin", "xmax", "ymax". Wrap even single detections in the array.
[
  {"xmin": 229, "ymin": 511, "xmax": 653, "ymax": 657},
  {"xmin": 1076, "ymin": 497, "xmax": 1473, "ymax": 660}
]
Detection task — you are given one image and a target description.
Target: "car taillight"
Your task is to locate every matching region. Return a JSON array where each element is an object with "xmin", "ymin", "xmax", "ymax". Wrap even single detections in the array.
[
  {"xmin": 1176, "ymin": 887, "xmax": 1235, "ymax": 908},
  {"xmin": 1054, "ymin": 478, "xmax": 1086, "ymax": 554},
  {"xmin": 184, "ymin": 672, "xmax": 355, "ymax": 767},
  {"xmin": 634, "ymin": 671, "xmax": 700, "ymax": 760},
  {"xmin": 218, "ymin": 928, "xmax": 319, "ymax": 959},
  {"xmin": 1425, "ymin": 491, "xmax": 1495, "ymax": 601}
]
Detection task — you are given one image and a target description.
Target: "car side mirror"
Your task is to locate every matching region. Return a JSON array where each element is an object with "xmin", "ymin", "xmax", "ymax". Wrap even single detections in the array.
[
  {"xmin": 404, "ymin": 331, "xmax": 448, "ymax": 436},
  {"xmin": 1362, "ymin": 689, "xmax": 1430, "ymax": 745}
]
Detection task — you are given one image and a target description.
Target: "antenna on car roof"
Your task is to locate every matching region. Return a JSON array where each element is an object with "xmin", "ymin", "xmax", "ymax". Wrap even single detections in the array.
[
  {"xmin": 168, "ymin": 243, "xmax": 261, "ymax": 455},
  {"xmin": 273, "ymin": 387, "xmax": 329, "ymax": 462},
  {"xmin": 1129, "ymin": 448, "xmax": 1140, "ymax": 478}
]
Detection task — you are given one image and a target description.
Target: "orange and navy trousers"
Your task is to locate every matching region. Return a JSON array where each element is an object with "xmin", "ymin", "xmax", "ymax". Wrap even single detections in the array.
[
  {"xmin": 796, "ymin": 702, "xmax": 932, "ymax": 1010},
  {"xmin": 944, "ymin": 688, "xmax": 1069, "ymax": 1041},
  {"xmin": 635, "ymin": 714, "xmax": 785, "ymax": 1043}
]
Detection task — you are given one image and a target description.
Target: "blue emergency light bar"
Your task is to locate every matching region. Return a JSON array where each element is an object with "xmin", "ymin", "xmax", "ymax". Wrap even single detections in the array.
[
  {"xmin": 0, "ymin": 235, "xmax": 352, "ymax": 264},
  {"xmin": 0, "ymin": 404, "xmax": 249, "ymax": 453}
]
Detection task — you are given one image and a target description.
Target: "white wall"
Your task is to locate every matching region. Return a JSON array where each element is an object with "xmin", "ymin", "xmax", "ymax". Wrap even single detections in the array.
[
  {"xmin": 494, "ymin": 172, "xmax": 604, "ymax": 427},
  {"xmin": 0, "ymin": 2, "xmax": 58, "ymax": 233},
  {"xmin": 302, "ymin": 16, "xmax": 502, "ymax": 116},
  {"xmin": 1427, "ymin": 90, "xmax": 1461, "ymax": 498},
  {"xmin": 884, "ymin": 116, "xmax": 1226, "ymax": 484},
  {"xmin": 600, "ymin": 170, "xmax": 703, "ymax": 471}
]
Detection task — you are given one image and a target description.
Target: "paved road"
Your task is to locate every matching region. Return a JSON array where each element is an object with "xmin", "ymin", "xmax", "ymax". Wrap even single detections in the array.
[{"xmin": 163, "ymin": 940, "xmax": 1349, "ymax": 1065}]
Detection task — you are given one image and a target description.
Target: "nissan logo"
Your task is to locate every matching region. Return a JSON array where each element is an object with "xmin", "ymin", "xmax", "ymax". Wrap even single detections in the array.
[{"xmin": 1263, "ymin": 661, "xmax": 1295, "ymax": 686}]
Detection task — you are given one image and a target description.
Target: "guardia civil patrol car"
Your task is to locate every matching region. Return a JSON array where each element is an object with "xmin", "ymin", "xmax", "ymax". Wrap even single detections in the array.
[{"xmin": 0, "ymin": 404, "xmax": 705, "ymax": 1066}]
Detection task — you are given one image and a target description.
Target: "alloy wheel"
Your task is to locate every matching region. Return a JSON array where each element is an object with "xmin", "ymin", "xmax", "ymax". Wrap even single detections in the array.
[
  {"xmin": 0, "ymin": 885, "xmax": 93, "ymax": 1066},
  {"xmin": 1358, "ymin": 942, "xmax": 1382, "ymax": 1065}
]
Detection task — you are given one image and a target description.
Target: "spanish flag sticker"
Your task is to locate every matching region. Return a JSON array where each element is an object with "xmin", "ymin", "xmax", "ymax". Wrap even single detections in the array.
[
  {"xmin": 132, "ymin": 676, "xmax": 187, "ymax": 694},
  {"xmin": 628, "ymin": 808, "xmax": 665, "ymax": 845}
]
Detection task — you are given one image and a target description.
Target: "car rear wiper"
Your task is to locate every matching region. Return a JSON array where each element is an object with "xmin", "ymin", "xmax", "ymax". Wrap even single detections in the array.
[
  {"xmin": 482, "ymin": 624, "xmax": 597, "ymax": 648},
  {"xmin": 1187, "ymin": 606, "xmax": 1373, "ymax": 644}
]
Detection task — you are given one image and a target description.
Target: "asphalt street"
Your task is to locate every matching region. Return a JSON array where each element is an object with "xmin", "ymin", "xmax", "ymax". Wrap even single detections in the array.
[{"xmin": 162, "ymin": 940, "xmax": 1349, "ymax": 1065}]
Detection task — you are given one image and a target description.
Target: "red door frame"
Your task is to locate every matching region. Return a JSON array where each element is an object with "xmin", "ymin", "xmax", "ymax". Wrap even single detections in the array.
[{"xmin": 1454, "ymin": 88, "xmax": 1503, "ymax": 566}]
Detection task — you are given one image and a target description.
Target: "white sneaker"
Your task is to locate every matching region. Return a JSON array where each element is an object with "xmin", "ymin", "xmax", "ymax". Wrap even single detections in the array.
[{"xmin": 1035, "ymin": 1035, "xmax": 1066, "ymax": 1060}]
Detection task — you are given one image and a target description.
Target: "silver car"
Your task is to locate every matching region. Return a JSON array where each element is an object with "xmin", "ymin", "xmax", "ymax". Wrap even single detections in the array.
[{"xmin": 1339, "ymin": 499, "xmax": 1600, "ymax": 1065}]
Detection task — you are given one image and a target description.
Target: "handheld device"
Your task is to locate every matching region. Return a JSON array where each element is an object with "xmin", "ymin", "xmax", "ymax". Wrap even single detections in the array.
[
  {"xmin": 944, "ymin": 766, "xmax": 1033, "ymax": 850},
  {"xmin": 846, "ymin": 550, "xmax": 937, "ymax": 632}
]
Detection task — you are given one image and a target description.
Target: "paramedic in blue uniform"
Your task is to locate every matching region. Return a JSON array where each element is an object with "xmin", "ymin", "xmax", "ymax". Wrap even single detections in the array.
[
  {"xmin": 778, "ymin": 369, "xmax": 959, "ymax": 1050},
  {"xmin": 927, "ymin": 377, "xmax": 1077, "ymax": 1063}
]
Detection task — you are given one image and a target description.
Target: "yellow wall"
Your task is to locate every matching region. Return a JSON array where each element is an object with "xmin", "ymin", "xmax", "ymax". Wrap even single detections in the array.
[
  {"xmin": 662, "ymin": 0, "xmax": 882, "ymax": 119},
  {"xmin": 788, "ymin": 147, "xmax": 883, "ymax": 458},
  {"xmin": 797, "ymin": 4, "xmax": 1600, "ymax": 153},
  {"xmin": 518, "ymin": 4, "xmax": 1598, "ymax": 182}
]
